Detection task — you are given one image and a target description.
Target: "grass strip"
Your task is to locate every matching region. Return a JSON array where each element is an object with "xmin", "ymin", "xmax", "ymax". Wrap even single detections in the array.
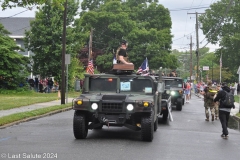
[
  {"xmin": 0, "ymin": 91, "xmax": 80, "ymax": 110},
  {"xmin": 0, "ymin": 103, "xmax": 72, "ymax": 127},
  {"xmin": 236, "ymin": 113, "xmax": 240, "ymax": 118}
]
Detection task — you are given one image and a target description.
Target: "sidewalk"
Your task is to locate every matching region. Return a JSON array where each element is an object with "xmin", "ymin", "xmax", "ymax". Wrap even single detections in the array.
[
  {"xmin": 195, "ymin": 93, "xmax": 239, "ymax": 116},
  {"xmin": 0, "ymin": 98, "xmax": 74, "ymax": 118}
]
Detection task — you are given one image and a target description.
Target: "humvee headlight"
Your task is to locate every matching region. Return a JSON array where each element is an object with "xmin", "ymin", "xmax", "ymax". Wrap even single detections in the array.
[
  {"xmin": 126, "ymin": 104, "xmax": 134, "ymax": 111},
  {"xmin": 166, "ymin": 90, "xmax": 170, "ymax": 94},
  {"xmin": 170, "ymin": 91, "xmax": 175, "ymax": 95},
  {"xmin": 91, "ymin": 103, "xmax": 98, "ymax": 110},
  {"xmin": 77, "ymin": 100, "xmax": 82, "ymax": 105},
  {"xmin": 143, "ymin": 102, "xmax": 149, "ymax": 107}
]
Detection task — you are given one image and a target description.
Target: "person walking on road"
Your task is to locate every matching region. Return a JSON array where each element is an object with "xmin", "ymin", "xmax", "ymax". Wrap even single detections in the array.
[
  {"xmin": 214, "ymin": 84, "xmax": 222, "ymax": 120},
  {"xmin": 214, "ymin": 84, "xmax": 235, "ymax": 139},
  {"xmin": 201, "ymin": 81, "xmax": 216, "ymax": 121},
  {"xmin": 185, "ymin": 82, "xmax": 191, "ymax": 103}
]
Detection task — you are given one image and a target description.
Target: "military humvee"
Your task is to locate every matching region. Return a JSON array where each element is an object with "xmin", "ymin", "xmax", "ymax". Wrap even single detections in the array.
[
  {"xmin": 72, "ymin": 70, "xmax": 165, "ymax": 142},
  {"xmin": 162, "ymin": 76, "xmax": 185, "ymax": 111}
]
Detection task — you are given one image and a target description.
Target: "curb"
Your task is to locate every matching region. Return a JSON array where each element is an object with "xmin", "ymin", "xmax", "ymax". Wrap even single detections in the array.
[{"xmin": 0, "ymin": 107, "xmax": 73, "ymax": 129}]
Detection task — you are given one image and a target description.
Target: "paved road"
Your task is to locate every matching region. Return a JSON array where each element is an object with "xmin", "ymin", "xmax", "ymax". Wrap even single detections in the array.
[{"xmin": 0, "ymin": 95, "xmax": 240, "ymax": 160}]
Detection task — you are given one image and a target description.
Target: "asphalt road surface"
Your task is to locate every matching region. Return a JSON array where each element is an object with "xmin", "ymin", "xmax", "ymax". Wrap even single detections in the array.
[{"xmin": 0, "ymin": 95, "xmax": 240, "ymax": 160}]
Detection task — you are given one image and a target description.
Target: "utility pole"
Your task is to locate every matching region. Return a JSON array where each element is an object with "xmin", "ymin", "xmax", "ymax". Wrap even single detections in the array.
[
  {"xmin": 61, "ymin": 0, "xmax": 67, "ymax": 104},
  {"xmin": 190, "ymin": 35, "xmax": 193, "ymax": 81},
  {"xmin": 187, "ymin": 12, "xmax": 204, "ymax": 82}
]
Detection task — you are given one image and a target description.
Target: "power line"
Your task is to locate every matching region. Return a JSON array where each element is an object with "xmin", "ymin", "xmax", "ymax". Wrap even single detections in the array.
[
  {"xmin": 200, "ymin": 0, "xmax": 234, "ymax": 49},
  {"xmin": 169, "ymin": 6, "xmax": 209, "ymax": 11},
  {"xmin": 0, "ymin": 9, "xmax": 29, "ymax": 20},
  {"xmin": 181, "ymin": 0, "xmax": 195, "ymax": 52},
  {"xmin": 172, "ymin": 31, "xmax": 195, "ymax": 41}
]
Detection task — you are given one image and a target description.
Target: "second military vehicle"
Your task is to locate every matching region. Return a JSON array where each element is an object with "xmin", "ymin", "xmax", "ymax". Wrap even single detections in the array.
[{"xmin": 162, "ymin": 76, "xmax": 185, "ymax": 111}]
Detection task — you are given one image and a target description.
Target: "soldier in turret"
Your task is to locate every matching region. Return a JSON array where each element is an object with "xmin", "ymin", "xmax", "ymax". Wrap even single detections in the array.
[{"xmin": 116, "ymin": 40, "xmax": 133, "ymax": 65}]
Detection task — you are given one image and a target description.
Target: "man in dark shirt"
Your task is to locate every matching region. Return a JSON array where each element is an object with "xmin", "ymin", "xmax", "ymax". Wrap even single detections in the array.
[
  {"xmin": 116, "ymin": 40, "xmax": 133, "ymax": 65},
  {"xmin": 214, "ymin": 84, "xmax": 235, "ymax": 138}
]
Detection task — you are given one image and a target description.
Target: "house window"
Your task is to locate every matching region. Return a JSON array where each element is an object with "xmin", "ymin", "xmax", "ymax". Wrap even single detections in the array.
[{"xmin": 15, "ymin": 44, "xmax": 21, "ymax": 52}]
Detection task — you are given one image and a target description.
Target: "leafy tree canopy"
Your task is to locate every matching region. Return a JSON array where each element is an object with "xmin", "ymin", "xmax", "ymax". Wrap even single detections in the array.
[
  {"xmin": 24, "ymin": 0, "xmax": 83, "ymax": 88},
  {"xmin": 199, "ymin": 0, "xmax": 240, "ymax": 80},
  {"xmin": 0, "ymin": 24, "xmax": 29, "ymax": 89},
  {"xmin": 1, "ymin": 0, "xmax": 65, "ymax": 10},
  {"xmin": 76, "ymin": 0, "xmax": 177, "ymax": 72}
]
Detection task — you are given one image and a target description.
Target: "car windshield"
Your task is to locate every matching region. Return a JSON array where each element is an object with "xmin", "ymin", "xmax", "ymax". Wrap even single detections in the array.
[
  {"xmin": 120, "ymin": 78, "xmax": 153, "ymax": 93},
  {"xmin": 165, "ymin": 79, "xmax": 183, "ymax": 89},
  {"xmin": 89, "ymin": 78, "xmax": 117, "ymax": 91}
]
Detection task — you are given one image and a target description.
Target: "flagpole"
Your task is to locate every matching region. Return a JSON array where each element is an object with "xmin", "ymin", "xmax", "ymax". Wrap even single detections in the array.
[{"xmin": 220, "ymin": 50, "xmax": 222, "ymax": 83}]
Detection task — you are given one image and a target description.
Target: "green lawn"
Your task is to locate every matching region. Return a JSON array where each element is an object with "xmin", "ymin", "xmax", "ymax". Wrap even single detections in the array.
[
  {"xmin": 235, "ymin": 95, "xmax": 240, "ymax": 103},
  {"xmin": 0, "ymin": 91, "xmax": 80, "ymax": 110},
  {"xmin": 0, "ymin": 103, "xmax": 72, "ymax": 126}
]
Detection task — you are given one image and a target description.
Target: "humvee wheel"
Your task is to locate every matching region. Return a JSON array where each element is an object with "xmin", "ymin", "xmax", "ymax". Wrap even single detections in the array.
[
  {"xmin": 176, "ymin": 98, "xmax": 182, "ymax": 111},
  {"xmin": 141, "ymin": 112, "xmax": 154, "ymax": 141},
  {"xmin": 73, "ymin": 111, "xmax": 88, "ymax": 139},
  {"xmin": 154, "ymin": 117, "xmax": 158, "ymax": 131},
  {"xmin": 162, "ymin": 111, "xmax": 168, "ymax": 121},
  {"xmin": 94, "ymin": 124, "xmax": 103, "ymax": 129}
]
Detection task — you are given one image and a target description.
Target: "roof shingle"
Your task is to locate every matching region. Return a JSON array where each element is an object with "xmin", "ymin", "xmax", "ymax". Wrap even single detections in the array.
[{"xmin": 0, "ymin": 17, "xmax": 34, "ymax": 37}]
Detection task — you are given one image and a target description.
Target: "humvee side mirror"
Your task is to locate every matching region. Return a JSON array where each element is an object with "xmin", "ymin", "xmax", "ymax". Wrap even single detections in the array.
[{"xmin": 157, "ymin": 82, "xmax": 165, "ymax": 93}]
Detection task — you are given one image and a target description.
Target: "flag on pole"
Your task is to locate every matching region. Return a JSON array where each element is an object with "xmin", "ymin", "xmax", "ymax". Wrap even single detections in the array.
[
  {"xmin": 113, "ymin": 54, "xmax": 117, "ymax": 64},
  {"xmin": 86, "ymin": 59, "xmax": 94, "ymax": 74},
  {"xmin": 137, "ymin": 58, "xmax": 149, "ymax": 75},
  {"xmin": 220, "ymin": 54, "xmax": 222, "ymax": 68}
]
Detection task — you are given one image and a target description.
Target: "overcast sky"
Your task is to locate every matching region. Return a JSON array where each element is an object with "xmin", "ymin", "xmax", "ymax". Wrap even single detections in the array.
[{"xmin": 0, "ymin": 0, "xmax": 220, "ymax": 52}]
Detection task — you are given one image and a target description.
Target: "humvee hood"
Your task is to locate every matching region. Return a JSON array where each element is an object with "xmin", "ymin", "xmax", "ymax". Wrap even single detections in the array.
[{"xmin": 79, "ymin": 93, "xmax": 154, "ymax": 102}]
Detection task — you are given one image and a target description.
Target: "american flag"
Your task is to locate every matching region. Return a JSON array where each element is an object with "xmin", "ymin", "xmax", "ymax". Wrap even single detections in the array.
[
  {"xmin": 86, "ymin": 60, "xmax": 94, "ymax": 74},
  {"xmin": 137, "ymin": 58, "xmax": 149, "ymax": 75},
  {"xmin": 113, "ymin": 54, "xmax": 117, "ymax": 64}
]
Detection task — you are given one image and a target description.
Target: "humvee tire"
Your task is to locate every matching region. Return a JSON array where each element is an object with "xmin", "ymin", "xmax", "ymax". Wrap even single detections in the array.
[
  {"xmin": 176, "ymin": 98, "xmax": 182, "ymax": 111},
  {"xmin": 154, "ymin": 118, "xmax": 158, "ymax": 131},
  {"xmin": 162, "ymin": 110, "xmax": 168, "ymax": 121},
  {"xmin": 141, "ymin": 112, "xmax": 154, "ymax": 141},
  {"xmin": 94, "ymin": 125, "xmax": 103, "ymax": 129},
  {"xmin": 73, "ymin": 111, "xmax": 88, "ymax": 139}
]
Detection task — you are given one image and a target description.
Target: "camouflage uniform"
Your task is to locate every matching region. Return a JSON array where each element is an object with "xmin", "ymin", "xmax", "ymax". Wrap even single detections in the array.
[
  {"xmin": 214, "ymin": 102, "xmax": 219, "ymax": 120},
  {"xmin": 204, "ymin": 87, "xmax": 217, "ymax": 121}
]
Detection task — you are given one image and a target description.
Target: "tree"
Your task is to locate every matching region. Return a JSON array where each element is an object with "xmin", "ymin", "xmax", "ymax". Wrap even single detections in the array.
[
  {"xmin": 199, "ymin": 0, "xmax": 240, "ymax": 80},
  {"xmin": 1, "ymin": 0, "xmax": 65, "ymax": 10},
  {"xmin": 76, "ymin": 0, "xmax": 177, "ymax": 72},
  {"xmin": 24, "ymin": 0, "xmax": 80, "ymax": 88},
  {"xmin": 0, "ymin": 24, "xmax": 29, "ymax": 89}
]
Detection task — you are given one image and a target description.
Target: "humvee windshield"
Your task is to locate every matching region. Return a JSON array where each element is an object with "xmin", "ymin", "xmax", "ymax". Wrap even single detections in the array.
[
  {"xmin": 165, "ymin": 79, "xmax": 183, "ymax": 89},
  {"xmin": 89, "ymin": 78, "xmax": 117, "ymax": 91},
  {"xmin": 120, "ymin": 78, "xmax": 153, "ymax": 93}
]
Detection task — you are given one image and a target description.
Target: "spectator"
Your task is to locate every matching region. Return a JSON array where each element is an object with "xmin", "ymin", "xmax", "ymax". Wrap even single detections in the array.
[
  {"xmin": 47, "ymin": 78, "xmax": 54, "ymax": 93},
  {"xmin": 28, "ymin": 78, "xmax": 34, "ymax": 90},
  {"xmin": 80, "ymin": 79, "xmax": 84, "ymax": 90},
  {"xmin": 34, "ymin": 77, "xmax": 39, "ymax": 92},
  {"xmin": 53, "ymin": 80, "xmax": 59, "ymax": 92}
]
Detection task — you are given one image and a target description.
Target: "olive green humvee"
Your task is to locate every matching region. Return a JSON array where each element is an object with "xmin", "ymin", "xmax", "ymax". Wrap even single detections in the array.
[{"xmin": 72, "ymin": 70, "xmax": 165, "ymax": 141}]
